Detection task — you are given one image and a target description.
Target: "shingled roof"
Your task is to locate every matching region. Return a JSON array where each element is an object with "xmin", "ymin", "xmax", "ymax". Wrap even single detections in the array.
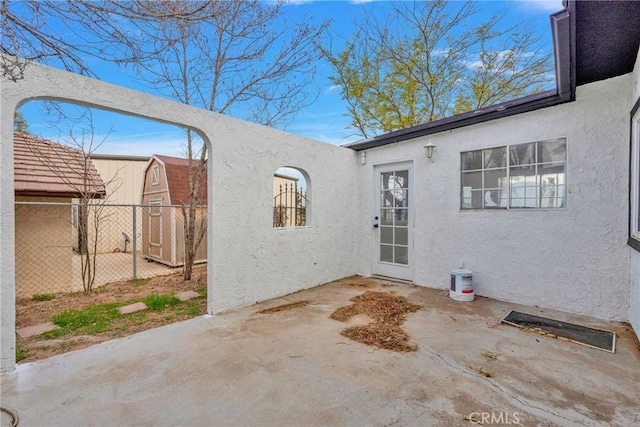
[
  {"xmin": 13, "ymin": 132, "xmax": 106, "ymax": 198},
  {"xmin": 154, "ymin": 154, "xmax": 207, "ymax": 205}
]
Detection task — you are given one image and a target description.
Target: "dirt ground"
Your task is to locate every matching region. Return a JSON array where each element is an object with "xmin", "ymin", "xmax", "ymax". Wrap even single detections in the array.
[{"xmin": 15, "ymin": 266, "xmax": 207, "ymax": 363}]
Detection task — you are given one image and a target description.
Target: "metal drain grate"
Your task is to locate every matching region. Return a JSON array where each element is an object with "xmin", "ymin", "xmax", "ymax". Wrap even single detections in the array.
[{"xmin": 501, "ymin": 310, "xmax": 616, "ymax": 353}]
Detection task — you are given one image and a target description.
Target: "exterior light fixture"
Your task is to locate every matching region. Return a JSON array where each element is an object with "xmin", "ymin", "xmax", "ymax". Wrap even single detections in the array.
[
  {"xmin": 360, "ymin": 151, "xmax": 366, "ymax": 165},
  {"xmin": 424, "ymin": 140, "xmax": 436, "ymax": 160}
]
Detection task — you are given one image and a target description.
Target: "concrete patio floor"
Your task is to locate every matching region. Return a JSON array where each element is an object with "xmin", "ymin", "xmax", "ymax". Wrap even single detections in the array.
[{"xmin": 2, "ymin": 276, "xmax": 639, "ymax": 426}]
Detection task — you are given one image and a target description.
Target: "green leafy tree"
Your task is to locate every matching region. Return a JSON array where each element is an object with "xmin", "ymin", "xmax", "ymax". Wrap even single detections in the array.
[
  {"xmin": 13, "ymin": 111, "xmax": 29, "ymax": 133},
  {"xmin": 321, "ymin": 0, "xmax": 553, "ymax": 138}
]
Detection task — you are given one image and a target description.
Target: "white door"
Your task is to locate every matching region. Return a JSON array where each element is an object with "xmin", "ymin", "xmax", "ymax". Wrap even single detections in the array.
[{"xmin": 373, "ymin": 163, "xmax": 413, "ymax": 281}]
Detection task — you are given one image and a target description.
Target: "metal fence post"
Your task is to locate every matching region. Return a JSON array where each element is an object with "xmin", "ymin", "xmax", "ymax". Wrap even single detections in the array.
[{"xmin": 132, "ymin": 204, "xmax": 137, "ymax": 280}]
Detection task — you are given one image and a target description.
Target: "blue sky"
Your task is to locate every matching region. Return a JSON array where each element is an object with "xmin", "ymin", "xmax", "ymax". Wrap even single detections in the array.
[{"xmin": 18, "ymin": 0, "xmax": 564, "ymax": 158}]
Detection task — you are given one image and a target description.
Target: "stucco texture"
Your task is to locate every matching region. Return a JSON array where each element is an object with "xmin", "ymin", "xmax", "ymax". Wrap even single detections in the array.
[
  {"xmin": 1, "ymin": 61, "xmax": 358, "ymax": 373},
  {"xmin": 356, "ymin": 75, "xmax": 632, "ymax": 322},
  {"xmin": 2, "ymin": 58, "xmax": 638, "ymax": 373}
]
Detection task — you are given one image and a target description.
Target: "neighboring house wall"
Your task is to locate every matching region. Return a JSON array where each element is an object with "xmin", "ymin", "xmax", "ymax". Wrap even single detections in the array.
[
  {"xmin": 356, "ymin": 74, "xmax": 631, "ymax": 321},
  {"xmin": 86, "ymin": 156, "xmax": 148, "ymax": 254},
  {"xmin": 629, "ymin": 48, "xmax": 640, "ymax": 337},
  {"xmin": 91, "ymin": 156, "xmax": 148, "ymax": 204},
  {"xmin": 273, "ymin": 174, "xmax": 298, "ymax": 198},
  {"xmin": 15, "ymin": 196, "xmax": 73, "ymax": 297}
]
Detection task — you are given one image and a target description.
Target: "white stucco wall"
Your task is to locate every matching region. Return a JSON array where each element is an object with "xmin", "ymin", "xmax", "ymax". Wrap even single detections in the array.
[
  {"xmin": 628, "ymin": 48, "xmax": 640, "ymax": 338},
  {"xmin": 0, "ymin": 61, "xmax": 359, "ymax": 373},
  {"xmin": 356, "ymin": 74, "xmax": 631, "ymax": 322}
]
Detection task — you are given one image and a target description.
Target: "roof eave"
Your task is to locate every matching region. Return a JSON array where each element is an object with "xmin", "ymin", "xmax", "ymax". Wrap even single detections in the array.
[
  {"xmin": 15, "ymin": 190, "xmax": 106, "ymax": 199},
  {"xmin": 346, "ymin": 90, "xmax": 570, "ymax": 152}
]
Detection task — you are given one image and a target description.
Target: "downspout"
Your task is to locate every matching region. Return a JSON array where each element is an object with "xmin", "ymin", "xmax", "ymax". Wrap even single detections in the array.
[{"xmin": 551, "ymin": 1, "xmax": 576, "ymax": 101}]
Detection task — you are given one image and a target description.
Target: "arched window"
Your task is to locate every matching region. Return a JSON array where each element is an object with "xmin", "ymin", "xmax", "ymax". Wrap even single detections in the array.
[{"xmin": 273, "ymin": 167, "xmax": 309, "ymax": 228}]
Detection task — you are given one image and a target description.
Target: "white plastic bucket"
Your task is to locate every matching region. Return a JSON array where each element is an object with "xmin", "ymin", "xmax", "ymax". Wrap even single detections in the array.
[{"xmin": 450, "ymin": 269, "xmax": 474, "ymax": 301}]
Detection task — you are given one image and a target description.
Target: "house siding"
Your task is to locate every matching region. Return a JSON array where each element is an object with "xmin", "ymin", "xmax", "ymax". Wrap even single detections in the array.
[
  {"xmin": 356, "ymin": 74, "xmax": 631, "ymax": 322},
  {"xmin": 15, "ymin": 196, "xmax": 73, "ymax": 297},
  {"xmin": 628, "ymin": 48, "xmax": 640, "ymax": 337},
  {"xmin": 91, "ymin": 157, "xmax": 147, "ymax": 254}
]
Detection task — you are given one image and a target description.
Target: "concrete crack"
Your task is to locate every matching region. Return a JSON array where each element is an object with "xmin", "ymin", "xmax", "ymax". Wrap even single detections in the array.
[{"xmin": 417, "ymin": 342, "xmax": 590, "ymax": 427}]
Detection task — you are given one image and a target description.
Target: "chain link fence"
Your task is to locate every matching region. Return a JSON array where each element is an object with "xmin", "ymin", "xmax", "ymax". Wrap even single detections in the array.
[{"xmin": 14, "ymin": 202, "xmax": 207, "ymax": 298}]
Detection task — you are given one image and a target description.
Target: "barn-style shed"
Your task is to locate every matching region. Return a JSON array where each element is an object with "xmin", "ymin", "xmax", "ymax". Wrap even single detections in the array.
[{"xmin": 140, "ymin": 155, "xmax": 207, "ymax": 267}]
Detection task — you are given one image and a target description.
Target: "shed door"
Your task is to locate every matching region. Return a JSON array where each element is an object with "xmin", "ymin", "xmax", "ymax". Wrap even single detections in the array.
[
  {"xmin": 373, "ymin": 163, "xmax": 413, "ymax": 281},
  {"xmin": 149, "ymin": 199, "xmax": 162, "ymax": 259}
]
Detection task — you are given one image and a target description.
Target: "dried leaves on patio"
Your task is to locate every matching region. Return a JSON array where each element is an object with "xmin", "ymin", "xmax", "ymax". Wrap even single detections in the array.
[
  {"xmin": 257, "ymin": 300, "xmax": 309, "ymax": 314},
  {"xmin": 331, "ymin": 291, "xmax": 421, "ymax": 352}
]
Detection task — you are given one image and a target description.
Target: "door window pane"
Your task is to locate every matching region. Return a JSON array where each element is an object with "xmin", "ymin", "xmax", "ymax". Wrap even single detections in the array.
[
  {"xmin": 395, "ymin": 170, "xmax": 409, "ymax": 188},
  {"xmin": 394, "ymin": 246, "xmax": 408, "ymax": 265},
  {"xmin": 381, "ymin": 191, "xmax": 394, "ymax": 208},
  {"xmin": 394, "ymin": 209, "xmax": 408, "ymax": 226},
  {"xmin": 381, "ymin": 172, "xmax": 393, "ymax": 190},
  {"xmin": 380, "ymin": 245, "xmax": 393, "ymax": 263},
  {"xmin": 393, "ymin": 190, "xmax": 408, "ymax": 207},
  {"xmin": 380, "ymin": 209, "xmax": 394, "ymax": 225},
  {"xmin": 395, "ymin": 227, "xmax": 408, "ymax": 245},
  {"xmin": 380, "ymin": 226, "xmax": 393, "ymax": 244}
]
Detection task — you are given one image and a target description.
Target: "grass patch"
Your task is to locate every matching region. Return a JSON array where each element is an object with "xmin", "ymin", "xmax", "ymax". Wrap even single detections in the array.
[
  {"xmin": 131, "ymin": 278, "xmax": 150, "ymax": 286},
  {"xmin": 16, "ymin": 348, "xmax": 28, "ymax": 362},
  {"xmin": 176, "ymin": 303, "xmax": 201, "ymax": 317},
  {"xmin": 143, "ymin": 294, "xmax": 180, "ymax": 312},
  {"xmin": 32, "ymin": 293, "xmax": 56, "ymax": 301},
  {"xmin": 47, "ymin": 303, "xmax": 121, "ymax": 337}
]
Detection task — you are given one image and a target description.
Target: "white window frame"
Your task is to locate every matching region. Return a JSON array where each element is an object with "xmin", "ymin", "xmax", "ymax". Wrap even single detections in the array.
[
  {"xmin": 461, "ymin": 138, "xmax": 567, "ymax": 210},
  {"xmin": 630, "ymin": 97, "xmax": 640, "ymax": 250}
]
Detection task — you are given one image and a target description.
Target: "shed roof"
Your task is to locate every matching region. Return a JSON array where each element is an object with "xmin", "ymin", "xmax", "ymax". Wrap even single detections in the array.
[
  {"xmin": 153, "ymin": 154, "xmax": 207, "ymax": 206},
  {"xmin": 14, "ymin": 132, "xmax": 106, "ymax": 198}
]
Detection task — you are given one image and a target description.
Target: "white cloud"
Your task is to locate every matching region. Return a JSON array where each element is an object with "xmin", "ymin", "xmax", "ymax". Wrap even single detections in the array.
[
  {"xmin": 324, "ymin": 85, "xmax": 341, "ymax": 95},
  {"xmin": 280, "ymin": 0, "xmax": 316, "ymax": 5},
  {"xmin": 518, "ymin": 0, "xmax": 564, "ymax": 13},
  {"xmin": 96, "ymin": 133, "xmax": 188, "ymax": 157},
  {"xmin": 287, "ymin": 112, "xmax": 362, "ymax": 145}
]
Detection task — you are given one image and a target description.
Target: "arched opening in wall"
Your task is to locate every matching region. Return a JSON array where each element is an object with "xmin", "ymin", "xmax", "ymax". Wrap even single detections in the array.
[
  {"xmin": 273, "ymin": 167, "xmax": 310, "ymax": 228},
  {"xmin": 12, "ymin": 100, "xmax": 209, "ymax": 364}
]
